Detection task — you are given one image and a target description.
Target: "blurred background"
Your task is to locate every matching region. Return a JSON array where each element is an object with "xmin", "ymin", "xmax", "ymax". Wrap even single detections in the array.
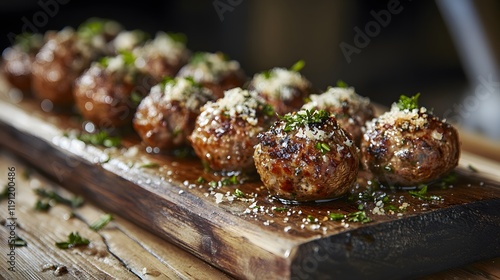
[{"xmin": 1, "ymin": 0, "xmax": 499, "ymax": 140}]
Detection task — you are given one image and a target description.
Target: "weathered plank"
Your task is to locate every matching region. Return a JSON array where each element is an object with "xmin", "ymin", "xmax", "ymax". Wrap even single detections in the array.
[
  {"xmin": 0, "ymin": 152, "xmax": 231, "ymax": 279},
  {"xmin": 1, "ymin": 78, "xmax": 500, "ymax": 279}
]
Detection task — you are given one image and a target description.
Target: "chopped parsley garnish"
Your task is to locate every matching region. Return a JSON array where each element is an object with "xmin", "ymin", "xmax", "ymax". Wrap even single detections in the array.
[
  {"xmin": 130, "ymin": 91, "xmax": 143, "ymax": 106},
  {"xmin": 336, "ymin": 80, "xmax": 349, "ymax": 88},
  {"xmin": 119, "ymin": 50, "xmax": 136, "ymax": 66},
  {"xmin": 385, "ymin": 204, "xmax": 398, "ymax": 212},
  {"xmin": 409, "ymin": 185, "xmax": 442, "ymax": 201},
  {"xmin": 233, "ymin": 189, "xmax": 246, "ymax": 198},
  {"xmin": 261, "ymin": 70, "xmax": 272, "ymax": 79},
  {"xmin": 347, "ymin": 211, "xmax": 371, "ymax": 223},
  {"xmin": 263, "ymin": 104, "xmax": 275, "ymax": 117},
  {"xmin": 139, "ymin": 162, "xmax": 159, "ymax": 168},
  {"xmin": 397, "ymin": 93, "xmax": 421, "ymax": 111},
  {"xmin": 221, "ymin": 175, "xmax": 239, "ymax": 186},
  {"xmin": 273, "ymin": 207, "xmax": 288, "ymax": 212},
  {"xmin": 77, "ymin": 19, "xmax": 105, "ymax": 39},
  {"xmin": 0, "ymin": 185, "xmax": 8, "ymax": 201},
  {"xmin": 190, "ymin": 52, "xmax": 208, "ymax": 64},
  {"xmin": 166, "ymin": 32, "xmax": 187, "ymax": 44},
  {"xmin": 467, "ymin": 164, "xmax": 478, "ymax": 172},
  {"xmin": 315, "ymin": 142, "xmax": 331, "ymax": 154},
  {"xmin": 307, "ymin": 215, "xmax": 318, "ymax": 223},
  {"xmin": 77, "ymin": 130, "xmax": 121, "ymax": 148},
  {"xmin": 55, "ymin": 232, "xmax": 90, "ymax": 249},
  {"xmin": 13, "ymin": 236, "xmax": 27, "ymax": 247},
  {"xmin": 98, "ymin": 56, "xmax": 110, "ymax": 67},
  {"xmin": 442, "ymin": 172, "xmax": 457, "ymax": 184},
  {"xmin": 90, "ymin": 214, "xmax": 113, "ymax": 231},
  {"xmin": 34, "ymin": 200, "xmax": 51, "ymax": 211},
  {"xmin": 34, "ymin": 189, "xmax": 84, "ymax": 208},
  {"xmin": 280, "ymin": 109, "xmax": 330, "ymax": 132},
  {"xmin": 208, "ymin": 176, "xmax": 240, "ymax": 189},
  {"xmin": 197, "ymin": 177, "xmax": 206, "ymax": 184},
  {"xmin": 160, "ymin": 76, "xmax": 176, "ymax": 88},
  {"xmin": 290, "ymin": 60, "xmax": 305, "ymax": 72},
  {"xmin": 328, "ymin": 213, "xmax": 345, "ymax": 221}
]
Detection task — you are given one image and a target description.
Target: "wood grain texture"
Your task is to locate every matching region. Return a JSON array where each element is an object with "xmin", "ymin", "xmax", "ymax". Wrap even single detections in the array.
[
  {"xmin": 1, "ymin": 79, "xmax": 499, "ymax": 279},
  {"xmin": 0, "ymin": 152, "xmax": 231, "ymax": 279}
]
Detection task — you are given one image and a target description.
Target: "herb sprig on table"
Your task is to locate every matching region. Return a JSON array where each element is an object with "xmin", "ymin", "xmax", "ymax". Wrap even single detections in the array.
[
  {"xmin": 90, "ymin": 214, "xmax": 113, "ymax": 231},
  {"xmin": 34, "ymin": 188, "xmax": 84, "ymax": 211},
  {"xmin": 77, "ymin": 130, "xmax": 121, "ymax": 148},
  {"xmin": 55, "ymin": 232, "xmax": 90, "ymax": 249}
]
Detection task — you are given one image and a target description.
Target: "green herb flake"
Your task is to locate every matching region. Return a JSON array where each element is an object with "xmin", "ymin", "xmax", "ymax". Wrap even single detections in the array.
[
  {"xmin": 261, "ymin": 70, "xmax": 272, "ymax": 79},
  {"xmin": 409, "ymin": 185, "xmax": 442, "ymax": 201},
  {"xmin": 467, "ymin": 164, "xmax": 478, "ymax": 173},
  {"xmin": 442, "ymin": 172, "xmax": 457, "ymax": 184},
  {"xmin": 328, "ymin": 213, "xmax": 345, "ymax": 221},
  {"xmin": 263, "ymin": 104, "xmax": 275, "ymax": 117},
  {"xmin": 221, "ymin": 175, "xmax": 239, "ymax": 186},
  {"xmin": 34, "ymin": 189, "xmax": 84, "ymax": 208},
  {"xmin": 14, "ymin": 236, "xmax": 27, "ymax": 247},
  {"xmin": 139, "ymin": 162, "xmax": 159, "ymax": 169},
  {"xmin": 77, "ymin": 131, "xmax": 121, "ymax": 148},
  {"xmin": 119, "ymin": 50, "xmax": 136, "ymax": 66},
  {"xmin": 397, "ymin": 93, "xmax": 421, "ymax": 111},
  {"xmin": 160, "ymin": 76, "xmax": 176, "ymax": 89},
  {"xmin": 290, "ymin": 60, "xmax": 305, "ymax": 72},
  {"xmin": 233, "ymin": 189, "xmax": 246, "ymax": 198},
  {"xmin": 55, "ymin": 232, "xmax": 90, "ymax": 249},
  {"xmin": 280, "ymin": 109, "xmax": 330, "ymax": 132},
  {"xmin": 315, "ymin": 142, "xmax": 331, "ymax": 154},
  {"xmin": 336, "ymin": 80, "xmax": 349, "ymax": 88},
  {"xmin": 90, "ymin": 214, "xmax": 113, "ymax": 231},
  {"xmin": 385, "ymin": 204, "xmax": 398, "ymax": 211},
  {"xmin": 34, "ymin": 200, "xmax": 51, "ymax": 211},
  {"xmin": 209, "ymin": 181, "xmax": 217, "ymax": 188},
  {"xmin": 0, "ymin": 185, "xmax": 9, "ymax": 201},
  {"xmin": 166, "ymin": 32, "xmax": 187, "ymax": 44},
  {"xmin": 273, "ymin": 207, "xmax": 288, "ymax": 212},
  {"xmin": 347, "ymin": 211, "xmax": 371, "ymax": 223},
  {"xmin": 98, "ymin": 56, "xmax": 110, "ymax": 67},
  {"xmin": 197, "ymin": 177, "xmax": 206, "ymax": 184},
  {"xmin": 307, "ymin": 215, "xmax": 318, "ymax": 223},
  {"xmin": 130, "ymin": 91, "xmax": 143, "ymax": 106},
  {"xmin": 190, "ymin": 52, "xmax": 208, "ymax": 64}
]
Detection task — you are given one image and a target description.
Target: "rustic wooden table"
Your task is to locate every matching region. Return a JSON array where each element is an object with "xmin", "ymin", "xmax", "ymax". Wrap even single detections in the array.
[{"xmin": 0, "ymin": 147, "xmax": 498, "ymax": 279}]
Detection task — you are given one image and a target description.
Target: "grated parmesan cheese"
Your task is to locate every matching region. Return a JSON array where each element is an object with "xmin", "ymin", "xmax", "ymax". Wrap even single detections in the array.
[
  {"xmin": 365, "ymin": 103, "xmax": 429, "ymax": 132},
  {"xmin": 134, "ymin": 32, "xmax": 188, "ymax": 63},
  {"xmin": 178, "ymin": 52, "xmax": 240, "ymax": 83},
  {"xmin": 203, "ymin": 88, "xmax": 267, "ymax": 126},
  {"xmin": 302, "ymin": 86, "xmax": 370, "ymax": 111},
  {"xmin": 159, "ymin": 77, "xmax": 214, "ymax": 111},
  {"xmin": 251, "ymin": 68, "xmax": 310, "ymax": 100}
]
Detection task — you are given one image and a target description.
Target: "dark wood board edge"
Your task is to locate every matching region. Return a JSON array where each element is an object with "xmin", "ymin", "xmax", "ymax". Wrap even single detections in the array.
[
  {"xmin": 1, "ymin": 96, "xmax": 500, "ymax": 279},
  {"xmin": 292, "ymin": 200, "xmax": 500, "ymax": 280}
]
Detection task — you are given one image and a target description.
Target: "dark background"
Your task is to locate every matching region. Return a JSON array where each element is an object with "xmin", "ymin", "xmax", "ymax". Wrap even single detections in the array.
[{"xmin": 1, "ymin": 0, "xmax": 499, "ymax": 138}]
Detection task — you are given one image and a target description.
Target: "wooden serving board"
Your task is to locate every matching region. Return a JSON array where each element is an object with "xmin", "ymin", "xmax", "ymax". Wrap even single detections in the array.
[{"xmin": 1, "ymin": 79, "xmax": 499, "ymax": 279}]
